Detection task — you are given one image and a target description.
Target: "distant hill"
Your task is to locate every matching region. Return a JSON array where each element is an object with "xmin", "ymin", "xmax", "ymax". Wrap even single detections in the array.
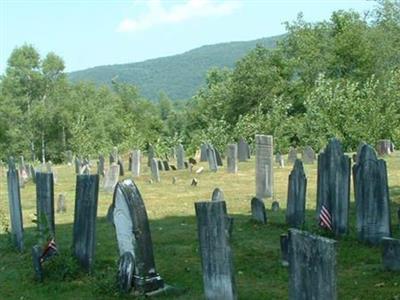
[{"xmin": 68, "ymin": 35, "xmax": 284, "ymax": 101}]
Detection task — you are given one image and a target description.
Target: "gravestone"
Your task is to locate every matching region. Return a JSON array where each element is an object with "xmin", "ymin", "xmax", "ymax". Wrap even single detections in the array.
[
  {"xmin": 170, "ymin": 147, "xmax": 176, "ymax": 161},
  {"xmin": 30, "ymin": 165, "xmax": 36, "ymax": 184},
  {"xmin": 353, "ymin": 144, "xmax": 391, "ymax": 245},
  {"xmin": 157, "ymin": 160, "xmax": 164, "ymax": 171},
  {"xmin": 56, "ymin": 193, "xmax": 66, "ymax": 213},
  {"xmin": 35, "ymin": 172, "xmax": 55, "ymax": 236},
  {"xmin": 288, "ymin": 147, "xmax": 298, "ymax": 164},
  {"xmin": 227, "ymin": 144, "xmax": 238, "ymax": 174},
  {"xmin": 110, "ymin": 146, "xmax": 118, "ymax": 164},
  {"xmin": 238, "ymin": 138, "xmax": 249, "ymax": 162},
  {"xmin": 73, "ymin": 174, "xmax": 99, "ymax": 272},
  {"xmin": 132, "ymin": 150, "xmax": 141, "ymax": 177},
  {"xmin": 207, "ymin": 145, "xmax": 218, "ymax": 172},
  {"xmin": 382, "ymin": 237, "xmax": 400, "ymax": 271},
  {"xmin": 147, "ymin": 145, "xmax": 155, "ymax": 167},
  {"xmin": 118, "ymin": 159, "xmax": 125, "ymax": 176},
  {"xmin": 108, "ymin": 179, "xmax": 166, "ymax": 294},
  {"xmin": 162, "ymin": 161, "xmax": 170, "ymax": 171},
  {"xmin": 200, "ymin": 144, "xmax": 208, "ymax": 162},
  {"xmin": 66, "ymin": 150, "xmax": 73, "ymax": 165},
  {"xmin": 184, "ymin": 161, "xmax": 189, "ymax": 169},
  {"xmin": 302, "ymin": 146, "xmax": 315, "ymax": 164},
  {"xmin": 317, "ymin": 138, "xmax": 350, "ymax": 236},
  {"xmin": 189, "ymin": 157, "xmax": 197, "ymax": 165},
  {"xmin": 288, "ymin": 229, "xmax": 337, "ymax": 300},
  {"xmin": 176, "ymin": 144, "xmax": 185, "ymax": 170},
  {"xmin": 280, "ymin": 234, "xmax": 289, "ymax": 267},
  {"xmin": 103, "ymin": 163, "xmax": 120, "ymax": 192},
  {"xmin": 251, "ymin": 197, "xmax": 267, "ymax": 224},
  {"xmin": 211, "ymin": 188, "xmax": 224, "ymax": 202},
  {"xmin": 286, "ymin": 159, "xmax": 307, "ymax": 228},
  {"xmin": 255, "ymin": 134, "xmax": 273, "ymax": 199},
  {"xmin": 376, "ymin": 139, "xmax": 392, "ymax": 156},
  {"xmin": 7, "ymin": 158, "xmax": 24, "ymax": 252},
  {"xmin": 150, "ymin": 158, "xmax": 160, "ymax": 182},
  {"xmin": 195, "ymin": 201, "xmax": 237, "ymax": 300},
  {"xmin": 271, "ymin": 201, "xmax": 280, "ymax": 212},
  {"xmin": 215, "ymin": 149, "xmax": 223, "ymax": 167},
  {"xmin": 98, "ymin": 155, "xmax": 105, "ymax": 176},
  {"xmin": 191, "ymin": 178, "xmax": 198, "ymax": 186},
  {"xmin": 75, "ymin": 157, "xmax": 81, "ymax": 175}
]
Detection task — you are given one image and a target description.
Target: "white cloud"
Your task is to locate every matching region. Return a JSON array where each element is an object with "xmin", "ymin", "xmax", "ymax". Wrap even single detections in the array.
[{"xmin": 117, "ymin": 0, "xmax": 241, "ymax": 32}]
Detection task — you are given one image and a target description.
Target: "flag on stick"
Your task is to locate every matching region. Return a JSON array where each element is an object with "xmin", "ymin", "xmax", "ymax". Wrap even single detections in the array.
[{"xmin": 319, "ymin": 204, "xmax": 332, "ymax": 231}]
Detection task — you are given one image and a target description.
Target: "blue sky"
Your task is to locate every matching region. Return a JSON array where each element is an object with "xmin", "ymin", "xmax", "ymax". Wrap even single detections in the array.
[{"xmin": 1, "ymin": 0, "xmax": 376, "ymax": 74}]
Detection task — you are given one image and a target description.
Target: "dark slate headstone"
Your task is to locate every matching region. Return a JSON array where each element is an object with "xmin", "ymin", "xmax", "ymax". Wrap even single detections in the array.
[
  {"xmin": 251, "ymin": 197, "xmax": 267, "ymax": 224},
  {"xmin": 238, "ymin": 138, "xmax": 249, "ymax": 162},
  {"xmin": 288, "ymin": 229, "xmax": 337, "ymax": 300},
  {"xmin": 157, "ymin": 160, "xmax": 164, "ymax": 171},
  {"xmin": 316, "ymin": 138, "xmax": 350, "ymax": 236},
  {"xmin": 211, "ymin": 188, "xmax": 224, "ymax": 202},
  {"xmin": 184, "ymin": 161, "xmax": 189, "ymax": 169},
  {"xmin": 353, "ymin": 144, "xmax": 391, "ymax": 245},
  {"xmin": 200, "ymin": 144, "xmax": 208, "ymax": 162},
  {"xmin": 207, "ymin": 144, "xmax": 218, "ymax": 172},
  {"xmin": 288, "ymin": 147, "xmax": 298, "ymax": 164},
  {"xmin": 118, "ymin": 159, "xmax": 125, "ymax": 176},
  {"xmin": 280, "ymin": 234, "xmax": 289, "ymax": 267},
  {"xmin": 128, "ymin": 155, "xmax": 132, "ymax": 172},
  {"xmin": 286, "ymin": 159, "xmax": 307, "ymax": 228},
  {"xmin": 32, "ymin": 245, "xmax": 43, "ymax": 281},
  {"xmin": 195, "ymin": 201, "xmax": 237, "ymax": 300},
  {"xmin": 73, "ymin": 174, "xmax": 99, "ymax": 272},
  {"xmin": 162, "ymin": 161, "xmax": 170, "ymax": 171},
  {"xmin": 215, "ymin": 149, "xmax": 223, "ymax": 167},
  {"xmin": 35, "ymin": 172, "xmax": 55, "ymax": 236},
  {"xmin": 7, "ymin": 158, "xmax": 24, "ymax": 251},
  {"xmin": 382, "ymin": 237, "xmax": 400, "ymax": 271},
  {"xmin": 98, "ymin": 155, "xmax": 105, "ymax": 176},
  {"xmin": 302, "ymin": 146, "xmax": 315, "ymax": 164}
]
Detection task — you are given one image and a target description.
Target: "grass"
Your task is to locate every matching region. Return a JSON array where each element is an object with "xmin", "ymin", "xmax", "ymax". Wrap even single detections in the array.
[{"xmin": 0, "ymin": 152, "xmax": 400, "ymax": 299}]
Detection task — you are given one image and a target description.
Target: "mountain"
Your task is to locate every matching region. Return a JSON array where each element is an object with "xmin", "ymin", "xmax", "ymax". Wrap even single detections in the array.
[{"xmin": 68, "ymin": 34, "xmax": 284, "ymax": 101}]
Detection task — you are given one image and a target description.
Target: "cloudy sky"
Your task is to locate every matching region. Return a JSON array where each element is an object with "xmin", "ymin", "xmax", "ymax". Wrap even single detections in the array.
[{"xmin": 1, "ymin": 0, "xmax": 376, "ymax": 74}]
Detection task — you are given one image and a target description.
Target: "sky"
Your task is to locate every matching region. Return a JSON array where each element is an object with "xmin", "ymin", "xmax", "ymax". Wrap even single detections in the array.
[{"xmin": 1, "ymin": 0, "xmax": 377, "ymax": 74}]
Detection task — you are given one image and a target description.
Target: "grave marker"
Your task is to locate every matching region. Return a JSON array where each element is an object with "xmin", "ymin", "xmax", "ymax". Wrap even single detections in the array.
[
  {"xmin": 286, "ymin": 159, "xmax": 307, "ymax": 228},
  {"xmin": 255, "ymin": 135, "xmax": 273, "ymax": 198}
]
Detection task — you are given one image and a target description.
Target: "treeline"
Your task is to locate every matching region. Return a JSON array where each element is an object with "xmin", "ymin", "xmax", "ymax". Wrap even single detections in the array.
[{"xmin": 0, "ymin": 1, "xmax": 399, "ymax": 162}]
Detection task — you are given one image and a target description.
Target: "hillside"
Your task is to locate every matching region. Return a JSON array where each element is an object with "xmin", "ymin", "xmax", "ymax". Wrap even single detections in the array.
[{"xmin": 68, "ymin": 35, "xmax": 283, "ymax": 101}]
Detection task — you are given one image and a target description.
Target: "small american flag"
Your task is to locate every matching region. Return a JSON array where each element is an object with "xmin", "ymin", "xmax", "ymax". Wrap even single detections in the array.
[
  {"xmin": 40, "ymin": 238, "xmax": 58, "ymax": 263},
  {"xmin": 319, "ymin": 204, "xmax": 332, "ymax": 231}
]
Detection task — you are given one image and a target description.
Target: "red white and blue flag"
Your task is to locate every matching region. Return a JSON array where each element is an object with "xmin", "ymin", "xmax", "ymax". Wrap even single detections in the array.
[
  {"xmin": 40, "ymin": 238, "xmax": 58, "ymax": 263},
  {"xmin": 319, "ymin": 204, "xmax": 332, "ymax": 231}
]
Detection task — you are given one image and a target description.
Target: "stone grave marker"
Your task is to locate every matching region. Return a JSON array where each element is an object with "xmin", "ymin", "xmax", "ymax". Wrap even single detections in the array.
[
  {"xmin": 211, "ymin": 188, "xmax": 224, "ymax": 202},
  {"xmin": 288, "ymin": 147, "xmax": 298, "ymax": 164},
  {"xmin": 271, "ymin": 201, "xmax": 280, "ymax": 212},
  {"xmin": 170, "ymin": 165, "xmax": 177, "ymax": 171},
  {"xmin": 200, "ymin": 144, "xmax": 208, "ymax": 162},
  {"xmin": 75, "ymin": 157, "xmax": 81, "ymax": 175},
  {"xmin": 280, "ymin": 234, "xmax": 289, "ymax": 267},
  {"xmin": 150, "ymin": 158, "xmax": 160, "ymax": 182},
  {"xmin": 157, "ymin": 160, "xmax": 164, "ymax": 172},
  {"xmin": 35, "ymin": 172, "xmax": 55, "ymax": 236},
  {"xmin": 238, "ymin": 138, "xmax": 249, "ymax": 162},
  {"xmin": 227, "ymin": 144, "xmax": 238, "ymax": 174},
  {"xmin": 147, "ymin": 145, "xmax": 155, "ymax": 167},
  {"xmin": 30, "ymin": 164, "xmax": 36, "ymax": 184},
  {"xmin": 255, "ymin": 134, "xmax": 273, "ymax": 198},
  {"xmin": 103, "ymin": 163, "xmax": 120, "ymax": 192},
  {"xmin": 376, "ymin": 139, "xmax": 392, "ymax": 156},
  {"xmin": 207, "ymin": 145, "xmax": 218, "ymax": 172},
  {"xmin": 65, "ymin": 150, "xmax": 73, "ymax": 165},
  {"xmin": 98, "ymin": 155, "xmax": 105, "ymax": 176},
  {"xmin": 162, "ymin": 161, "xmax": 170, "ymax": 171},
  {"xmin": 56, "ymin": 193, "xmax": 66, "ymax": 213},
  {"xmin": 215, "ymin": 148, "xmax": 223, "ymax": 167},
  {"xmin": 132, "ymin": 150, "xmax": 141, "ymax": 177},
  {"xmin": 382, "ymin": 237, "xmax": 400, "ymax": 271},
  {"xmin": 251, "ymin": 197, "xmax": 267, "ymax": 224},
  {"xmin": 302, "ymin": 146, "xmax": 315, "ymax": 164},
  {"xmin": 286, "ymin": 159, "xmax": 307, "ymax": 228},
  {"xmin": 176, "ymin": 144, "xmax": 185, "ymax": 170},
  {"xmin": 118, "ymin": 159, "xmax": 125, "ymax": 176},
  {"xmin": 110, "ymin": 146, "xmax": 118, "ymax": 164}
]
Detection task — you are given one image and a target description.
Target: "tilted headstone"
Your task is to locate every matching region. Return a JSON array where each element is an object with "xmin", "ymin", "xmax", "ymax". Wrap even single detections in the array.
[
  {"xmin": 288, "ymin": 229, "xmax": 337, "ymax": 300},
  {"xmin": 302, "ymin": 146, "xmax": 315, "ymax": 164},
  {"xmin": 215, "ymin": 149, "xmax": 223, "ymax": 167},
  {"xmin": 382, "ymin": 237, "xmax": 400, "ymax": 271},
  {"xmin": 147, "ymin": 145, "xmax": 155, "ymax": 167},
  {"xmin": 206, "ymin": 144, "xmax": 218, "ymax": 172},
  {"xmin": 227, "ymin": 144, "xmax": 238, "ymax": 173},
  {"xmin": 200, "ymin": 144, "xmax": 208, "ymax": 162},
  {"xmin": 162, "ymin": 161, "xmax": 170, "ymax": 171},
  {"xmin": 7, "ymin": 158, "xmax": 24, "ymax": 251},
  {"xmin": 238, "ymin": 138, "xmax": 249, "ymax": 162},
  {"xmin": 288, "ymin": 147, "xmax": 298, "ymax": 164},
  {"xmin": 251, "ymin": 197, "xmax": 267, "ymax": 224},
  {"xmin": 131, "ymin": 150, "xmax": 141, "ymax": 177},
  {"xmin": 35, "ymin": 172, "xmax": 55, "ymax": 236},
  {"xmin": 195, "ymin": 201, "xmax": 237, "ymax": 300},
  {"xmin": 118, "ymin": 159, "xmax": 125, "ymax": 176},
  {"xmin": 211, "ymin": 188, "xmax": 224, "ymax": 202},
  {"xmin": 108, "ymin": 179, "xmax": 166, "ymax": 294},
  {"xmin": 56, "ymin": 193, "xmax": 66, "ymax": 213},
  {"xmin": 255, "ymin": 135, "xmax": 273, "ymax": 199},
  {"xmin": 103, "ymin": 163, "xmax": 120, "ymax": 192},
  {"xmin": 150, "ymin": 158, "xmax": 160, "ymax": 182},
  {"xmin": 98, "ymin": 155, "xmax": 105, "ymax": 176},
  {"xmin": 353, "ymin": 144, "xmax": 391, "ymax": 245},
  {"xmin": 316, "ymin": 138, "xmax": 350, "ymax": 236},
  {"xmin": 73, "ymin": 174, "xmax": 99, "ymax": 272},
  {"xmin": 176, "ymin": 144, "xmax": 185, "ymax": 170},
  {"xmin": 376, "ymin": 139, "xmax": 392, "ymax": 156},
  {"xmin": 286, "ymin": 159, "xmax": 307, "ymax": 228}
]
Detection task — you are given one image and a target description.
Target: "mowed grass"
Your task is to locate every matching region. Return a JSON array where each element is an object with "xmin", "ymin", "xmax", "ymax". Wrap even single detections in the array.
[{"xmin": 0, "ymin": 151, "xmax": 400, "ymax": 300}]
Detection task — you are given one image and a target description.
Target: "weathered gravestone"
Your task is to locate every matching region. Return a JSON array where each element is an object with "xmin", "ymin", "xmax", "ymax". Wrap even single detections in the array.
[
  {"xmin": 302, "ymin": 146, "xmax": 315, "ymax": 164},
  {"xmin": 280, "ymin": 234, "xmax": 289, "ymax": 267},
  {"xmin": 238, "ymin": 138, "xmax": 249, "ymax": 162},
  {"xmin": 200, "ymin": 144, "xmax": 208, "ymax": 162},
  {"xmin": 227, "ymin": 144, "xmax": 238, "ymax": 174},
  {"xmin": 286, "ymin": 159, "xmax": 307, "ymax": 228},
  {"xmin": 211, "ymin": 188, "xmax": 224, "ymax": 202},
  {"xmin": 271, "ymin": 201, "xmax": 280, "ymax": 212},
  {"xmin": 131, "ymin": 150, "xmax": 141, "ymax": 177},
  {"xmin": 157, "ymin": 160, "xmax": 164, "ymax": 171},
  {"xmin": 288, "ymin": 147, "xmax": 298, "ymax": 164},
  {"xmin": 110, "ymin": 146, "xmax": 118, "ymax": 164},
  {"xmin": 207, "ymin": 144, "xmax": 218, "ymax": 172},
  {"xmin": 215, "ymin": 149, "xmax": 223, "ymax": 167},
  {"xmin": 103, "ymin": 163, "xmax": 120, "ymax": 193},
  {"xmin": 150, "ymin": 158, "xmax": 160, "ymax": 182},
  {"xmin": 7, "ymin": 158, "xmax": 24, "ymax": 251},
  {"xmin": 65, "ymin": 150, "xmax": 73, "ymax": 165},
  {"xmin": 108, "ymin": 179, "xmax": 167, "ymax": 294},
  {"xmin": 353, "ymin": 144, "xmax": 391, "ymax": 245},
  {"xmin": 147, "ymin": 145, "xmax": 155, "ymax": 167},
  {"xmin": 30, "ymin": 165, "xmax": 36, "ymax": 184},
  {"xmin": 118, "ymin": 159, "xmax": 125, "ymax": 176},
  {"xmin": 75, "ymin": 157, "xmax": 81, "ymax": 175},
  {"xmin": 288, "ymin": 229, "xmax": 337, "ymax": 300},
  {"xmin": 18, "ymin": 156, "xmax": 28, "ymax": 187},
  {"xmin": 98, "ymin": 155, "xmax": 105, "ymax": 176},
  {"xmin": 56, "ymin": 193, "xmax": 66, "ymax": 213},
  {"xmin": 376, "ymin": 139, "xmax": 392, "ymax": 156},
  {"xmin": 73, "ymin": 174, "xmax": 99, "ymax": 272},
  {"xmin": 251, "ymin": 197, "xmax": 267, "ymax": 224},
  {"xmin": 176, "ymin": 144, "xmax": 185, "ymax": 170},
  {"xmin": 195, "ymin": 201, "xmax": 237, "ymax": 300},
  {"xmin": 35, "ymin": 172, "xmax": 55, "ymax": 236},
  {"xmin": 255, "ymin": 135, "xmax": 273, "ymax": 199},
  {"xmin": 382, "ymin": 237, "xmax": 400, "ymax": 271},
  {"xmin": 162, "ymin": 161, "xmax": 170, "ymax": 171},
  {"xmin": 316, "ymin": 138, "xmax": 350, "ymax": 236}
]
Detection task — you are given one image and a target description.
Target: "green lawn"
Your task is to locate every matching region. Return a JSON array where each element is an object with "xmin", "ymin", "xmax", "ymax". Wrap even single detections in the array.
[{"xmin": 0, "ymin": 152, "xmax": 400, "ymax": 299}]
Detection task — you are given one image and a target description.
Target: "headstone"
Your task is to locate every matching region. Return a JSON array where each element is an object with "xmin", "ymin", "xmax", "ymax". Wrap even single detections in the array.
[
  {"xmin": 110, "ymin": 146, "xmax": 118, "ymax": 164},
  {"xmin": 251, "ymin": 197, "xmax": 267, "ymax": 224},
  {"xmin": 162, "ymin": 161, "xmax": 170, "ymax": 171},
  {"xmin": 7, "ymin": 158, "xmax": 24, "ymax": 251},
  {"xmin": 191, "ymin": 178, "xmax": 198, "ymax": 186},
  {"xmin": 196, "ymin": 167, "xmax": 204, "ymax": 174},
  {"xmin": 376, "ymin": 139, "xmax": 392, "ymax": 156},
  {"xmin": 147, "ymin": 145, "xmax": 155, "ymax": 167},
  {"xmin": 286, "ymin": 159, "xmax": 307, "ymax": 228},
  {"xmin": 150, "ymin": 158, "xmax": 160, "ymax": 182},
  {"xmin": 184, "ymin": 161, "xmax": 189, "ymax": 169},
  {"xmin": 271, "ymin": 201, "xmax": 280, "ymax": 212},
  {"xmin": 288, "ymin": 229, "xmax": 337, "ymax": 300},
  {"xmin": 172, "ymin": 177, "xmax": 177, "ymax": 184},
  {"xmin": 103, "ymin": 163, "xmax": 120, "ymax": 192},
  {"xmin": 30, "ymin": 165, "xmax": 36, "ymax": 184},
  {"xmin": 211, "ymin": 188, "xmax": 224, "ymax": 202},
  {"xmin": 288, "ymin": 147, "xmax": 298, "ymax": 164},
  {"xmin": 75, "ymin": 157, "xmax": 81, "ymax": 175},
  {"xmin": 238, "ymin": 138, "xmax": 249, "ymax": 162},
  {"xmin": 118, "ymin": 159, "xmax": 125, "ymax": 176},
  {"xmin": 353, "ymin": 144, "xmax": 391, "ymax": 244},
  {"xmin": 189, "ymin": 157, "xmax": 197, "ymax": 165},
  {"xmin": 170, "ymin": 147, "xmax": 176, "ymax": 161},
  {"xmin": 56, "ymin": 193, "xmax": 66, "ymax": 213},
  {"xmin": 35, "ymin": 172, "xmax": 55, "ymax": 236},
  {"xmin": 66, "ymin": 150, "xmax": 73, "ymax": 165},
  {"xmin": 73, "ymin": 174, "xmax": 99, "ymax": 272},
  {"xmin": 157, "ymin": 160, "xmax": 164, "ymax": 171},
  {"xmin": 200, "ymin": 144, "xmax": 208, "ymax": 162},
  {"xmin": 302, "ymin": 146, "xmax": 315, "ymax": 164},
  {"xmin": 255, "ymin": 135, "xmax": 273, "ymax": 199},
  {"xmin": 382, "ymin": 237, "xmax": 400, "ymax": 271},
  {"xmin": 280, "ymin": 234, "xmax": 289, "ymax": 267},
  {"xmin": 215, "ymin": 149, "xmax": 223, "ymax": 167},
  {"xmin": 170, "ymin": 165, "xmax": 177, "ymax": 171},
  {"xmin": 98, "ymin": 155, "xmax": 105, "ymax": 176},
  {"xmin": 227, "ymin": 144, "xmax": 238, "ymax": 174},
  {"xmin": 128, "ymin": 155, "xmax": 132, "ymax": 171},
  {"xmin": 195, "ymin": 201, "xmax": 237, "ymax": 300},
  {"xmin": 316, "ymin": 138, "xmax": 350, "ymax": 236},
  {"xmin": 132, "ymin": 150, "xmax": 141, "ymax": 177},
  {"xmin": 108, "ymin": 179, "xmax": 166, "ymax": 294},
  {"xmin": 207, "ymin": 145, "xmax": 218, "ymax": 172},
  {"xmin": 176, "ymin": 144, "xmax": 185, "ymax": 170}
]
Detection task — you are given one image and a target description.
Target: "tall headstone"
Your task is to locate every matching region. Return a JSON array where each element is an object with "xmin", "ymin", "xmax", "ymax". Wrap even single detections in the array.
[
  {"xmin": 288, "ymin": 229, "xmax": 337, "ymax": 300},
  {"xmin": 255, "ymin": 135, "xmax": 273, "ymax": 199},
  {"xmin": 215, "ymin": 149, "xmax": 223, "ymax": 167},
  {"xmin": 195, "ymin": 201, "xmax": 237, "ymax": 300},
  {"xmin": 98, "ymin": 155, "xmax": 105, "ymax": 176},
  {"xmin": 376, "ymin": 139, "xmax": 392, "ymax": 156},
  {"xmin": 316, "ymin": 138, "xmax": 350, "ymax": 236},
  {"xmin": 132, "ymin": 150, "xmax": 141, "ymax": 177},
  {"xmin": 103, "ymin": 163, "xmax": 120, "ymax": 193},
  {"xmin": 238, "ymin": 138, "xmax": 249, "ymax": 162},
  {"xmin": 286, "ymin": 159, "xmax": 307, "ymax": 228},
  {"xmin": 118, "ymin": 159, "xmax": 125, "ymax": 176},
  {"xmin": 288, "ymin": 147, "xmax": 298, "ymax": 164},
  {"xmin": 73, "ymin": 174, "xmax": 99, "ymax": 272},
  {"xmin": 226, "ymin": 144, "xmax": 238, "ymax": 174},
  {"xmin": 353, "ymin": 144, "xmax": 391, "ymax": 245},
  {"xmin": 35, "ymin": 172, "xmax": 55, "ymax": 236},
  {"xmin": 110, "ymin": 146, "xmax": 118, "ymax": 164},
  {"xmin": 176, "ymin": 144, "xmax": 185, "ymax": 170},
  {"xmin": 251, "ymin": 197, "xmax": 267, "ymax": 224},
  {"xmin": 147, "ymin": 145, "xmax": 155, "ymax": 167},
  {"xmin": 207, "ymin": 145, "xmax": 218, "ymax": 172},
  {"xmin": 200, "ymin": 144, "xmax": 208, "ymax": 162},
  {"xmin": 7, "ymin": 158, "xmax": 24, "ymax": 252},
  {"xmin": 302, "ymin": 146, "xmax": 315, "ymax": 164},
  {"xmin": 150, "ymin": 158, "xmax": 160, "ymax": 182}
]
